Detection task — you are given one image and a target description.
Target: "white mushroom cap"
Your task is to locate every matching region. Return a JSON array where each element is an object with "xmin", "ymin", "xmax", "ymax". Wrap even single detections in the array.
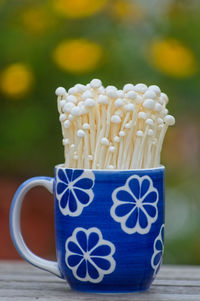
[
  {"xmin": 63, "ymin": 102, "xmax": 75, "ymax": 113},
  {"xmin": 101, "ymin": 137, "xmax": 109, "ymax": 145},
  {"xmin": 68, "ymin": 87, "xmax": 78, "ymax": 95},
  {"xmin": 115, "ymin": 98, "xmax": 124, "ymax": 107},
  {"xmin": 98, "ymin": 95, "xmax": 109, "ymax": 104},
  {"xmin": 123, "ymin": 83, "xmax": 134, "ymax": 92},
  {"xmin": 136, "ymin": 130, "xmax": 143, "ymax": 137},
  {"xmin": 143, "ymin": 99, "xmax": 155, "ymax": 110},
  {"xmin": 85, "ymin": 98, "xmax": 95, "ymax": 107},
  {"xmin": 66, "ymin": 95, "xmax": 77, "ymax": 103},
  {"xmin": 149, "ymin": 85, "xmax": 161, "ymax": 96},
  {"xmin": 111, "ymin": 115, "xmax": 121, "ymax": 123},
  {"xmin": 64, "ymin": 120, "xmax": 71, "ymax": 128},
  {"xmin": 164, "ymin": 115, "xmax": 175, "ymax": 125},
  {"xmin": 106, "ymin": 86, "xmax": 118, "ymax": 98},
  {"xmin": 82, "ymin": 90, "xmax": 93, "ymax": 100},
  {"xmin": 71, "ymin": 106, "xmax": 82, "ymax": 116},
  {"xmin": 90, "ymin": 78, "xmax": 102, "ymax": 88},
  {"xmin": 143, "ymin": 89, "xmax": 157, "ymax": 100},
  {"xmin": 126, "ymin": 90, "xmax": 137, "ymax": 100},
  {"xmin": 77, "ymin": 129, "xmax": 85, "ymax": 138},
  {"xmin": 124, "ymin": 103, "xmax": 135, "ymax": 111},
  {"xmin": 134, "ymin": 83, "xmax": 148, "ymax": 94},
  {"xmin": 59, "ymin": 113, "xmax": 66, "ymax": 122},
  {"xmin": 55, "ymin": 87, "xmax": 66, "ymax": 96}
]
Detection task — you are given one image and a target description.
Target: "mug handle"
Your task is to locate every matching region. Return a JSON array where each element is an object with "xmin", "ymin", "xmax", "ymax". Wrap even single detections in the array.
[{"xmin": 9, "ymin": 176, "xmax": 63, "ymax": 278}]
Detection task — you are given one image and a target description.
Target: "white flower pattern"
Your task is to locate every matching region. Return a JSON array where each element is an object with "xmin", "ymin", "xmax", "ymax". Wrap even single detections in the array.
[
  {"xmin": 111, "ymin": 175, "xmax": 159, "ymax": 234},
  {"xmin": 151, "ymin": 224, "xmax": 164, "ymax": 277},
  {"xmin": 65, "ymin": 227, "xmax": 116, "ymax": 283},
  {"xmin": 56, "ymin": 169, "xmax": 95, "ymax": 216}
]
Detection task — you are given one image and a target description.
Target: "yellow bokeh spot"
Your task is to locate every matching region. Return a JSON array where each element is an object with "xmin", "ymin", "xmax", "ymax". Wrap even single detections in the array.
[
  {"xmin": 53, "ymin": 39, "xmax": 103, "ymax": 73},
  {"xmin": 52, "ymin": 0, "xmax": 107, "ymax": 18},
  {"xmin": 112, "ymin": 0, "xmax": 145, "ymax": 22},
  {"xmin": 21, "ymin": 7, "xmax": 51, "ymax": 34},
  {"xmin": 0, "ymin": 63, "xmax": 33, "ymax": 98},
  {"xmin": 150, "ymin": 39, "xmax": 197, "ymax": 78}
]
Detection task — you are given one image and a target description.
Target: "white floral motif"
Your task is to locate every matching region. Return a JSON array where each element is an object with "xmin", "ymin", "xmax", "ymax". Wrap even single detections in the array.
[
  {"xmin": 151, "ymin": 224, "xmax": 164, "ymax": 277},
  {"xmin": 65, "ymin": 227, "xmax": 116, "ymax": 283},
  {"xmin": 111, "ymin": 175, "xmax": 159, "ymax": 234},
  {"xmin": 56, "ymin": 169, "xmax": 95, "ymax": 216}
]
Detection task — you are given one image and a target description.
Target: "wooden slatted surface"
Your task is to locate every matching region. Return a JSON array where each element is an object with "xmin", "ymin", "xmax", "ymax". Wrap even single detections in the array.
[{"xmin": 0, "ymin": 261, "xmax": 200, "ymax": 301}]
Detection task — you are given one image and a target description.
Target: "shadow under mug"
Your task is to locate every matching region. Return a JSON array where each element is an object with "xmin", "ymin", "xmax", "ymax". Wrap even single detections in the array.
[{"xmin": 10, "ymin": 165, "xmax": 165, "ymax": 293}]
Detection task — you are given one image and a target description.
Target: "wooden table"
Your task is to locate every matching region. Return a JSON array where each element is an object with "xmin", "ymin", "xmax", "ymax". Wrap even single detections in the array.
[{"xmin": 0, "ymin": 261, "xmax": 200, "ymax": 301}]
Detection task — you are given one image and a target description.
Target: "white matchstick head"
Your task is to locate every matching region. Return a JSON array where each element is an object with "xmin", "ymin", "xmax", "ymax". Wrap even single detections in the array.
[
  {"xmin": 59, "ymin": 113, "xmax": 66, "ymax": 122},
  {"xmin": 134, "ymin": 83, "xmax": 148, "ymax": 94},
  {"xmin": 70, "ymin": 144, "xmax": 75, "ymax": 149},
  {"xmin": 101, "ymin": 137, "xmax": 109, "ymax": 145},
  {"xmin": 73, "ymin": 155, "xmax": 79, "ymax": 160},
  {"xmin": 77, "ymin": 129, "xmax": 85, "ymax": 138},
  {"xmin": 90, "ymin": 79, "xmax": 102, "ymax": 88},
  {"xmin": 66, "ymin": 95, "xmax": 77, "ymax": 103},
  {"xmin": 164, "ymin": 115, "xmax": 175, "ymax": 126},
  {"xmin": 123, "ymin": 83, "xmax": 134, "ymax": 92},
  {"xmin": 114, "ymin": 98, "xmax": 124, "ymax": 107},
  {"xmin": 88, "ymin": 155, "xmax": 93, "ymax": 160},
  {"xmin": 108, "ymin": 165, "xmax": 114, "ymax": 169},
  {"xmin": 55, "ymin": 87, "xmax": 66, "ymax": 96},
  {"xmin": 64, "ymin": 120, "xmax": 71, "ymax": 128},
  {"xmin": 143, "ymin": 99, "xmax": 155, "ymax": 110},
  {"xmin": 111, "ymin": 115, "xmax": 121, "ymax": 123},
  {"xmin": 98, "ymin": 95, "xmax": 109, "ymax": 104}
]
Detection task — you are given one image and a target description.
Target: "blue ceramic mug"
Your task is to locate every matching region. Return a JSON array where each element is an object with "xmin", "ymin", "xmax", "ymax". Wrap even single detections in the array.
[{"xmin": 10, "ymin": 165, "xmax": 165, "ymax": 293}]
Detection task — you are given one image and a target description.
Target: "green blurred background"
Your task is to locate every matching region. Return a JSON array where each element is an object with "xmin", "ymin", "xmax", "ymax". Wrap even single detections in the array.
[{"xmin": 0, "ymin": 0, "xmax": 199, "ymax": 263}]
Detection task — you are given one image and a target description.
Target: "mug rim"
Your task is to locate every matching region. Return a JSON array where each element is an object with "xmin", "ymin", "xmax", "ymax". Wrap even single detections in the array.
[{"xmin": 55, "ymin": 164, "xmax": 165, "ymax": 172}]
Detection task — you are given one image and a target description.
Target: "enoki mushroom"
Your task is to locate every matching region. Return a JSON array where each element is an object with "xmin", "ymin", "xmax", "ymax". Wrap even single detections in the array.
[{"xmin": 56, "ymin": 79, "xmax": 175, "ymax": 170}]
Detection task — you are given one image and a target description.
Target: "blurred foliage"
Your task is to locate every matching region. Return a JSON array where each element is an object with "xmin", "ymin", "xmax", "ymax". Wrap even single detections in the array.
[{"xmin": 0, "ymin": 0, "xmax": 200, "ymax": 264}]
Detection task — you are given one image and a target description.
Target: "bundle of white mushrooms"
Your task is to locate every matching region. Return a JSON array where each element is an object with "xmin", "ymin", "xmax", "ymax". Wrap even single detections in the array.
[{"xmin": 55, "ymin": 79, "xmax": 175, "ymax": 170}]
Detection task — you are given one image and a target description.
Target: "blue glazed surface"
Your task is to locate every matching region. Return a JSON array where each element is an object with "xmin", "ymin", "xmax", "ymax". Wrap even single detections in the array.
[{"xmin": 54, "ymin": 166, "xmax": 165, "ymax": 293}]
